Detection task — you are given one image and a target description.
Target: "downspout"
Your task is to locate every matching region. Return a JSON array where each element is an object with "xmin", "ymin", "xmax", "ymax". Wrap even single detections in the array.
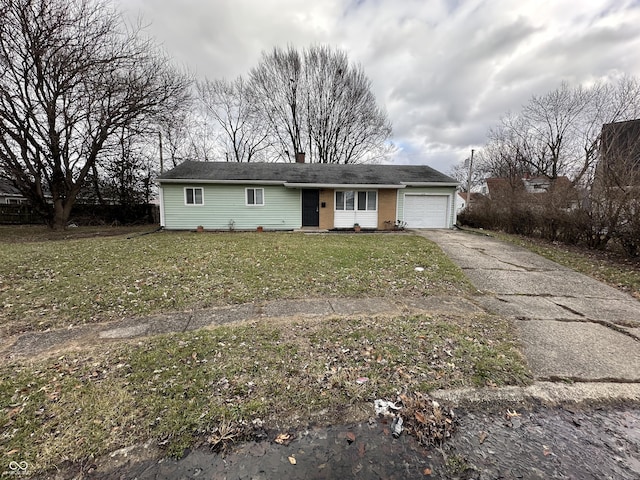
[{"xmin": 159, "ymin": 183, "xmax": 165, "ymax": 227}]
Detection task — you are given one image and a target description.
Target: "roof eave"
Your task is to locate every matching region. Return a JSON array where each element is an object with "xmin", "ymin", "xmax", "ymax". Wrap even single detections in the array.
[
  {"xmin": 283, "ymin": 183, "xmax": 406, "ymax": 189},
  {"xmin": 401, "ymin": 182, "xmax": 459, "ymax": 187},
  {"xmin": 157, "ymin": 178, "xmax": 285, "ymax": 185}
]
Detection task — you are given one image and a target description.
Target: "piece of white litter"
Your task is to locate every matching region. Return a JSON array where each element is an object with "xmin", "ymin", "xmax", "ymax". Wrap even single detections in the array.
[
  {"xmin": 374, "ymin": 399, "xmax": 401, "ymax": 416},
  {"xmin": 414, "ymin": 267, "xmax": 425, "ymax": 272}
]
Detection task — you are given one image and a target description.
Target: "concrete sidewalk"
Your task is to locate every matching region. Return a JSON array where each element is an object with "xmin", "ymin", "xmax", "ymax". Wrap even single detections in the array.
[
  {"xmin": 1, "ymin": 295, "xmax": 481, "ymax": 361},
  {"xmin": 419, "ymin": 229, "xmax": 640, "ymax": 383}
]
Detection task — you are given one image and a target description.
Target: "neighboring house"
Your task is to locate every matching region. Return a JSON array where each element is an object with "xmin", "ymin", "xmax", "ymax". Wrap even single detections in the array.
[
  {"xmin": 456, "ymin": 192, "xmax": 467, "ymax": 214},
  {"xmin": 0, "ymin": 179, "xmax": 28, "ymax": 204},
  {"xmin": 455, "ymin": 191, "xmax": 484, "ymax": 214},
  {"xmin": 596, "ymin": 119, "xmax": 640, "ymax": 188},
  {"xmin": 156, "ymin": 160, "xmax": 459, "ymax": 230},
  {"xmin": 522, "ymin": 175, "xmax": 552, "ymax": 193},
  {"xmin": 484, "ymin": 175, "xmax": 569, "ymax": 196},
  {"xmin": 600, "ymin": 119, "xmax": 640, "ymax": 162},
  {"xmin": 593, "ymin": 119, "xmax": 640, "ymax": 243},
  {"xmin": 484, "ymin": 175, "xmax": 579, "ymax": 210}
]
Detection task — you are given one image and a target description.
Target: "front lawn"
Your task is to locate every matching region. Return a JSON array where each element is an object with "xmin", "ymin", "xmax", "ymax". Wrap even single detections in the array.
[
  {"xmin": 0, "ymin": 227, "xmax": 532, "ymax": 477},
  {"xmin": 0, "ymin": 311, "xmax": 530, "ymax": 474},
  {"xmin": 0, "ymin": 229, "xmax": 470, "ymax": 335}
]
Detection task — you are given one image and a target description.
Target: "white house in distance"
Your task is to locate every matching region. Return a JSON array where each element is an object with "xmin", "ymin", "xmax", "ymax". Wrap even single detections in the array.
[
  {"xmin": 456, "ymin": 192, "xmax": 468, "ymax": 214},
  {"xmin": 0, "ymin": 180, "xmax": 28, "ymax": 204},
  {"xmin": 455, "ymin": 191, "xmax": 486, "ymax": 214},
  {"xmin": 156, "ymin": 160, "xmax": 459, "ymax": 231}
]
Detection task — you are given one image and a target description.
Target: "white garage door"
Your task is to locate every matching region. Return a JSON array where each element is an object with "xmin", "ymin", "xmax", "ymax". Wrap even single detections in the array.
[{"xmin": 404, "ymin": 195, "xmax": 449, "ymax": 228}]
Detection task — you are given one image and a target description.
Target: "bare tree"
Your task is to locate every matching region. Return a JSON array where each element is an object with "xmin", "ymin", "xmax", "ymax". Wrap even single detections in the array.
[
  {"xmin": 157, "ymin": 99, "xmax": 201, "ymax": 169},
  {"xmin": 521, "ymin": 82, "xmax": 590, "ymax": 179},
  {"xmin": 482, "ymin": 78, "xmax": 640, "ymax": 185},
  {"xmin": 303, "ymin": 46, "xmax": 391, "ymax": 164},
  {"xmin": 0, "ymin": 0, "xmax": 190, "ymax": 229},
  {"xmin": 250, "ymin": 46, "xmax": 305, "ymax": 162},
  {"xmin": 573, "ymin": 77, "xmax": 640, "ymax": 187},
  {"xmin": 248, "ymin": 45, "xmax": 391, "ymax": 163},
  {"xmin": 96, "ymin": 126, "xmax": 152, "ymax": 206},
  {"xmin": 473, "ymin": 77, "xmax": 640, "ymax": 255},
  {"xmin": 480, "ymin": 117, "xmax": 537, "ymax": 182},
  {"xmin": 448, "ymin": 154, "xmax": 485, "ymax": 192},
  {"xmin": 197, "ymin": 76, "xmax": 271, "ymax": 162}
]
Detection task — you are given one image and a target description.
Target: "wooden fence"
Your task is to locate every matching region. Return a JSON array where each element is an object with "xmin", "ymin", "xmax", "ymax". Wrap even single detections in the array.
[{"xmin": 0, "ymin": 204, "xmax": 159, "ymax": 225}]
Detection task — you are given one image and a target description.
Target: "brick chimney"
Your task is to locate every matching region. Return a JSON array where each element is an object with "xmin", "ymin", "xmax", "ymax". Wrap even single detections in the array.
[{"xmin": 295, "ymin": 152, "xmax": 305, "ymax": 163}]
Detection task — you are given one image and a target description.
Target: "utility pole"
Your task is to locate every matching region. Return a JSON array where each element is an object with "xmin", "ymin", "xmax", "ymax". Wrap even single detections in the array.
[
  {"xmin": 466, "ymin": 149, "xmax": 474, "ymax": 211},
  {"xmin": 158, "ymin": 131, "xmax": 164, "ymax": 174}
]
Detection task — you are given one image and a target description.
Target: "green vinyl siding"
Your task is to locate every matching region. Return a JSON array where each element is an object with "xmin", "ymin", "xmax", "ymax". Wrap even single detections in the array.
[
  {"xmin": 161, "ymin": 183, "xmax": 300, "ymax": 230},
  {"xmin": 396, "ymin": 187, "xmax": 457, "ymax": 228}
]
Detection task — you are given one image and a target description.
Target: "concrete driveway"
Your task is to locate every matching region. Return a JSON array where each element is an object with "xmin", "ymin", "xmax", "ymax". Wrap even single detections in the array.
[{"xmin": 419, "ymin": 229, "xmax": 640, "ymax": 383}]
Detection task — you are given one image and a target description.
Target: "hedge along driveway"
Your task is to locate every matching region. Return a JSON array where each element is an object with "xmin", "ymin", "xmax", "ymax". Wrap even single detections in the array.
[{"xmin": 0, "ymin": 231, "xmax": 471, "ymax": 335}]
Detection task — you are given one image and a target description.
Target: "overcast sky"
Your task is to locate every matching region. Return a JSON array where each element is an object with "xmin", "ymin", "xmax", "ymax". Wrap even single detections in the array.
[{"xmin": 117, "ymin": 0, "xmax": 640, "ymax": 174}]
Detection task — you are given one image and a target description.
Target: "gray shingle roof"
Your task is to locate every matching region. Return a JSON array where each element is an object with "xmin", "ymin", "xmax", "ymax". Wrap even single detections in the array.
[
  {"xmin": 157, "ymin": 161, "xmax": 458, "ymax": 186},
  {"xmin": 0, "ymin": 179, "xmax": 22, "ymax": 196}
]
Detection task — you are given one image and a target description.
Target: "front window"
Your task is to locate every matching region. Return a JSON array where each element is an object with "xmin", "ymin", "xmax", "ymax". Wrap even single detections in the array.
[
  {"xmin": 357, "ymin": 191, "xmax": 377, "ymax": 211},
  {"xmin": 336, "ymin": 191, "xmax": 355, "ymax": 210},
  {"xmin": 336, "ymin": 190, "xmax": 376, "ymax": 211},
  {"xmin": 185, "ymin": 187, "xmax": 204, "ymax": 205},
  {"xmin": 246, "ymin": 188, "xmax": 264, "ymax": 206}
]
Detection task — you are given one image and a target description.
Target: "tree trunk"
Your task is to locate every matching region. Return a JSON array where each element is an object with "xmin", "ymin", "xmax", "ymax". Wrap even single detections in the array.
[{"xmin": 50, "ymin": 198, "xmax": 74, "ymax": 230}]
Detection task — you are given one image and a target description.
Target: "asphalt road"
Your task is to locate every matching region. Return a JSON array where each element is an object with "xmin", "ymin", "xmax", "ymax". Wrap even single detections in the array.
[{"xmin": 48, "ymin": 404, "xmax": 640, "ymax": 479}]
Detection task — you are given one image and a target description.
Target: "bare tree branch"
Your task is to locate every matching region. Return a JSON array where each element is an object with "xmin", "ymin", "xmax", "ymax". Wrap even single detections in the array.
[
  {"xmin": 245, "ymin": 45, "xmax": 391, "ymax": 164},
  {"xmin": 0, "ymin": 0, "xmax": 191, "ymax": 228},
  {"xmin": 197, "ymin": 76, "xmax": 271, "ymax": 162}
]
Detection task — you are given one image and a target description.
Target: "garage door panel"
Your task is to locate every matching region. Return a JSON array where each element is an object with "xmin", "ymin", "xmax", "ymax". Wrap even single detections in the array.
[{"xmin": 404, "ymin": 195, "xmax": 448, "ymax": 228}]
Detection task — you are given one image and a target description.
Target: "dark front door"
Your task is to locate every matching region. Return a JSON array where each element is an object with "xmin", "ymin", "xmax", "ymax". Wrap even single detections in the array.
[{"xmin": 302, "ymin": 189, "xmax": 320, "ymax": 227}]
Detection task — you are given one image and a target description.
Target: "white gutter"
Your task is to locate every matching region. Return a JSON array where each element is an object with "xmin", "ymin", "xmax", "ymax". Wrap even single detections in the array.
[
  {"xmin": 158, "ymin": 186, "xmax": 165, "ymax": 227},
  {"xmin": 157, "ymin": 179, "xmax": 456, "ymax": 188},
  {"xmin": 157, "ymin": 179, "xmax": 285, "ymax": 185},
  {"xmin": 284, "ymin": 183, "xmax": 406, "ymax": 189},
  {"xmin": 401, "ymin": 182, "xmax": 459, "ymax": 187}
]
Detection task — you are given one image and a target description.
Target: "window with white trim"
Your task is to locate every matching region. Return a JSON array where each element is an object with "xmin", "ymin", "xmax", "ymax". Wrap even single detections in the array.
[
  {"xmin": 185, "ymin": 187, "xmax": 204, "ymax": 205},
  {"xmin": 357, "ymin": 191, "xmax": 377, "ymax": 211},
  {"xmin": 246, "ymin": 188, "xmax": 264, "ymax": 206},
  {"xmin": 336, "ymin": 190, "xmax": 376, "ymax": 211},
  {"xmin": 335, "ymin": 191, "xmax": 355, "ymax": 210}
]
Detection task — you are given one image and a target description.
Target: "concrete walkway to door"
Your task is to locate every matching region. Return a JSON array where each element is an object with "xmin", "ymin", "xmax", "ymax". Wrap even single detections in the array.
[{"xmin": 419, "ymin": 229, "xmax": 640, "ymax": 384}]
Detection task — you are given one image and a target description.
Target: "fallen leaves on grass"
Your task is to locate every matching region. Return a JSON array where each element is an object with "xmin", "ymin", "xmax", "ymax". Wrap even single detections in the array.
[
  {"xmin": 0, "ymin": 232, "xmax": 470, "ymax": 335},
  {"xmin": 0, "ymin": 312, "xmax": 530, "ymax": 475}
]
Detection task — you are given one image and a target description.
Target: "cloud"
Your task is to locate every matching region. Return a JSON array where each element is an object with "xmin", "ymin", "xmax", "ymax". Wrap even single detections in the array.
[{"xmin": 117, "ymin": 0, "xmax": 640, "ymax": 172}]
